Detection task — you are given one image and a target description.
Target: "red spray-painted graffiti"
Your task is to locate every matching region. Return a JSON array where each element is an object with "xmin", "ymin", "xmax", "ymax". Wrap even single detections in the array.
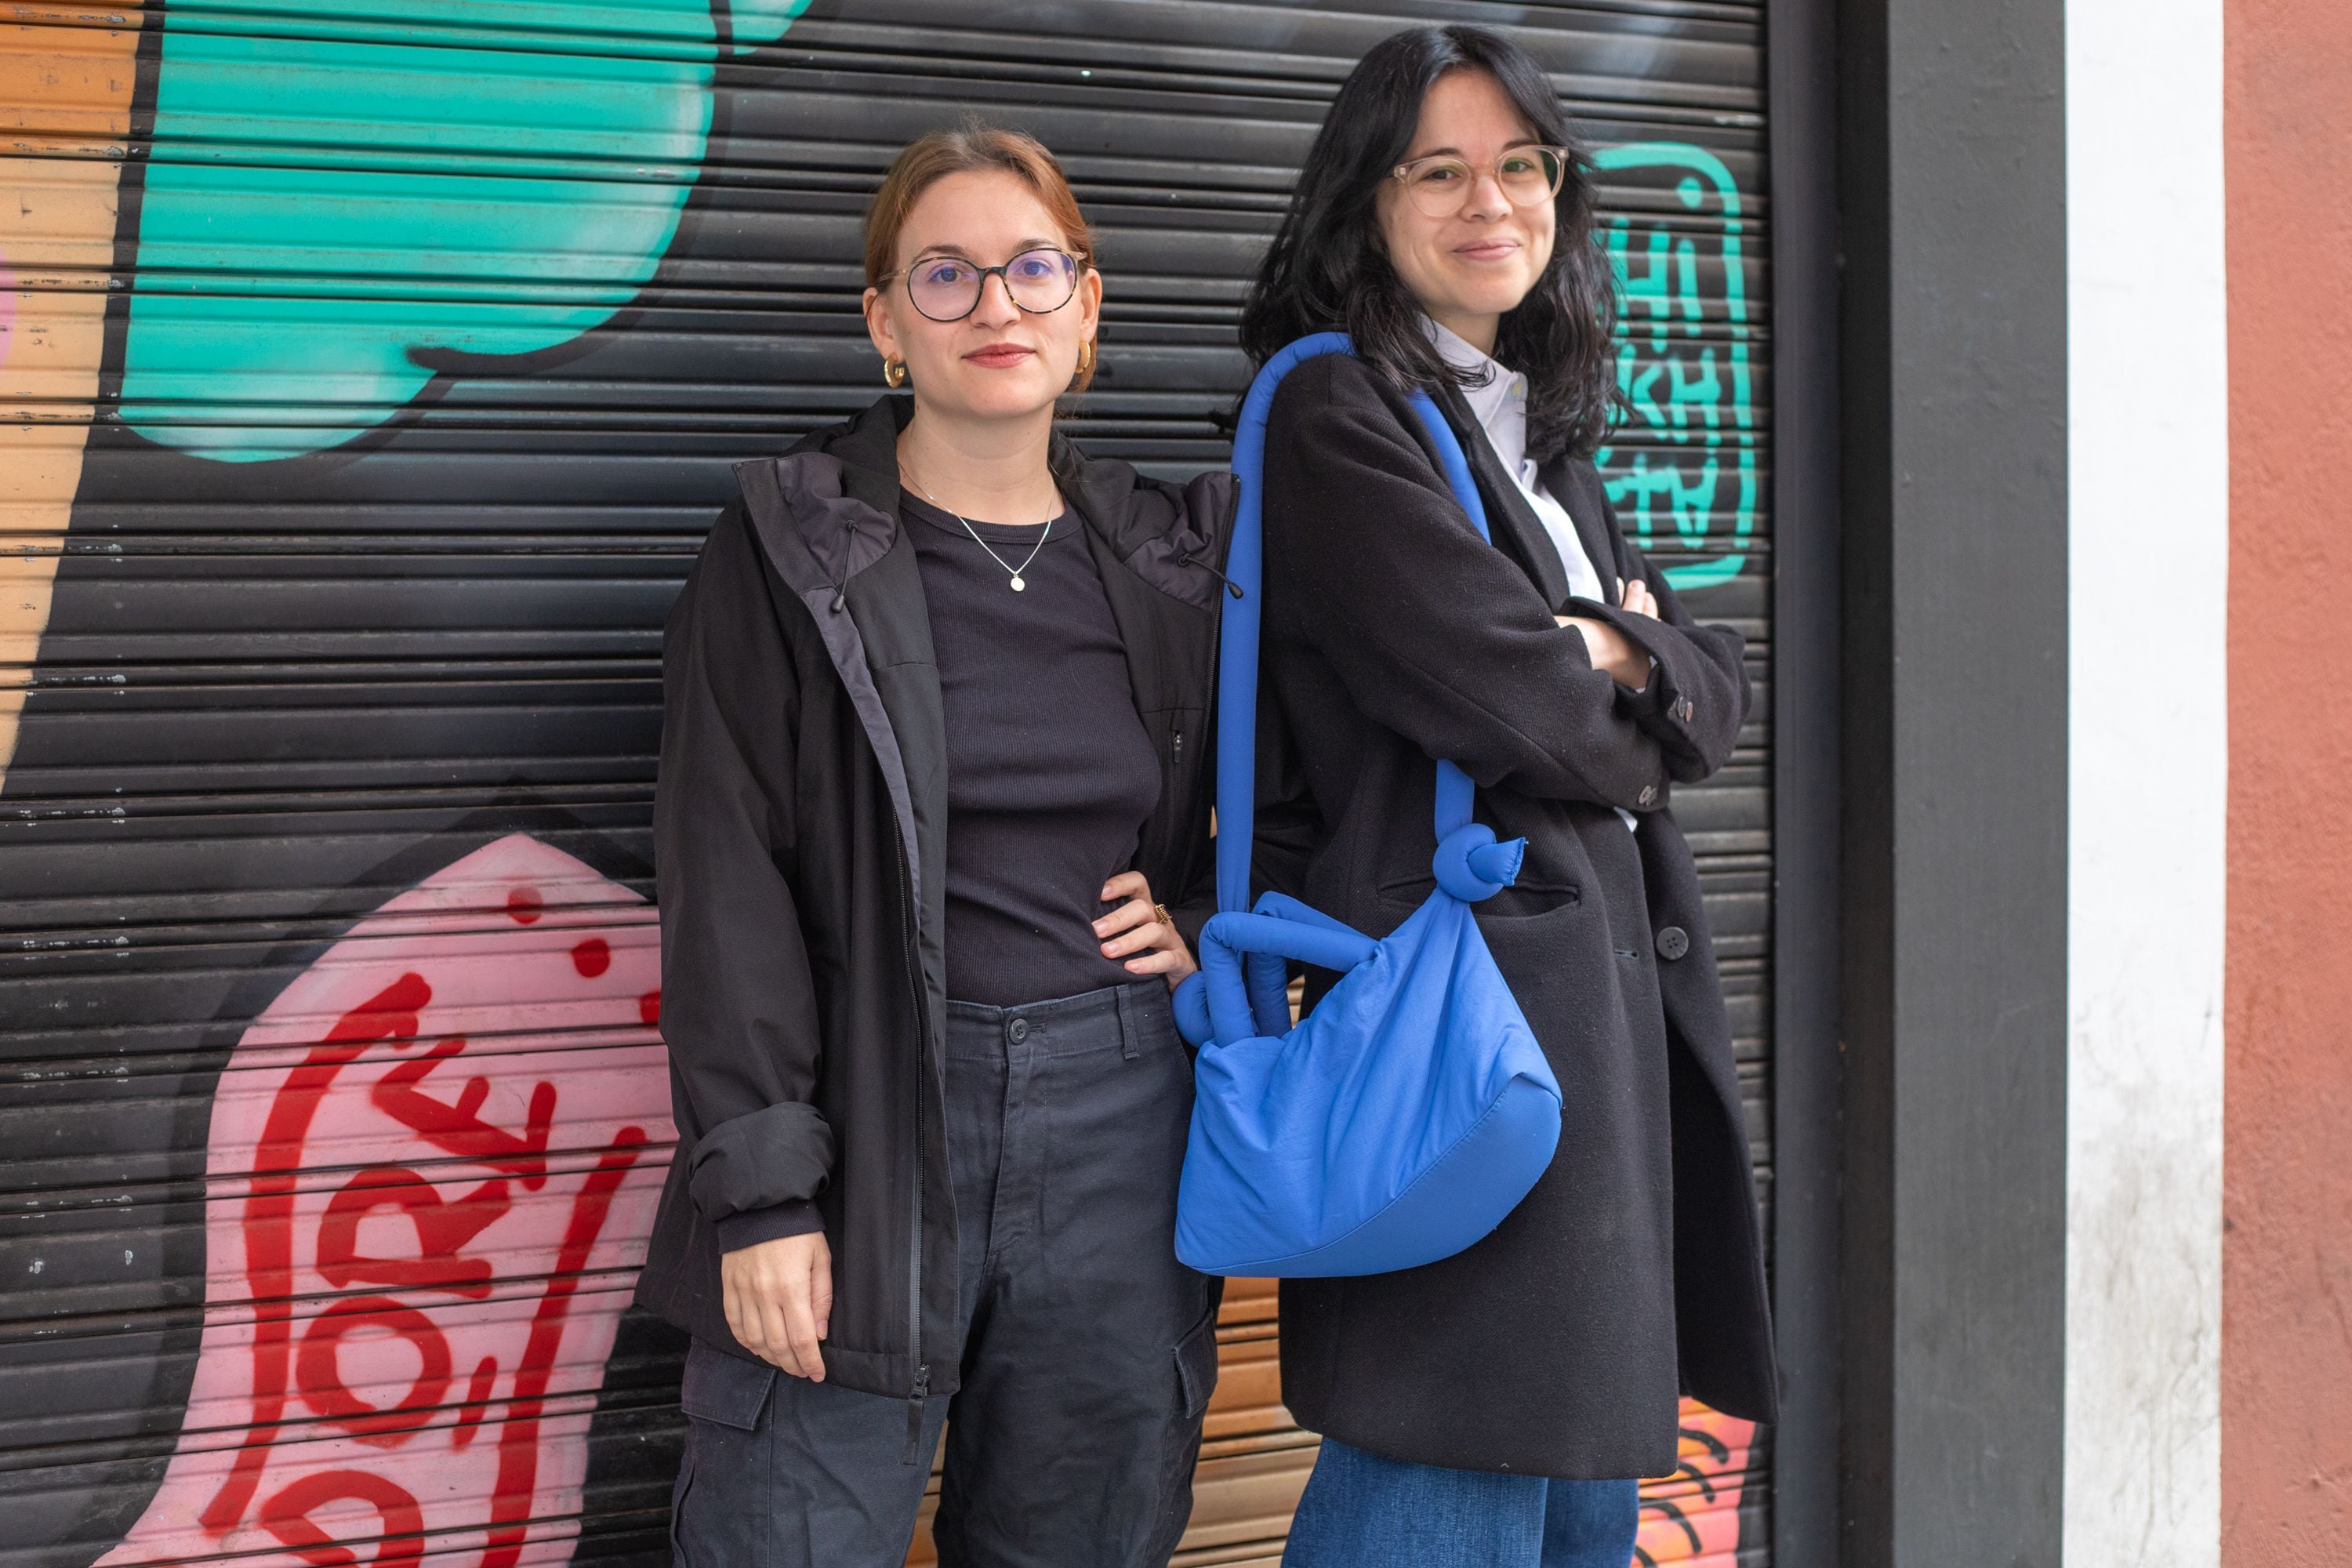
[
  {"xmin": 1635, "ymin": 1403, "xmax": 1758, "ymax": 1566},
  {"xmin": 97, "ymin": 834, "xmax": 673, "ymax": 1568}
]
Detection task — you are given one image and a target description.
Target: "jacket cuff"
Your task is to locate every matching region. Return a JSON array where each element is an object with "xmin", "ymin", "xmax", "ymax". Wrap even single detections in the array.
[
  {"xmin": 1573, "ymin": 600, "xmax": 1696, "ymax": 740},
  {"xmin": 688, "ymin": 1100, "xmax": 837, "ymax": 1226},
  {"xmin": 1613, "ymin": 661, "xmax": 1665, "ymax": 715},
  {"xmin": 716, "ymin": 1200, "xmax": 826, "ymax": 1254}
]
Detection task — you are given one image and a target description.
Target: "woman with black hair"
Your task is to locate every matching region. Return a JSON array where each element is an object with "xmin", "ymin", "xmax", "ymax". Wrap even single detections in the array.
[{"xmin": 1240, "ymin": 25, "xmax": 1775, "ymax": 1566}]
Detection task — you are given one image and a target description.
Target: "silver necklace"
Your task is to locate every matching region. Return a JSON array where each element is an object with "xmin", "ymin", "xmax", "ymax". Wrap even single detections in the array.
[{"xmin": 909, "ymin": 476, "xmax": 1054, "ymax": 591}]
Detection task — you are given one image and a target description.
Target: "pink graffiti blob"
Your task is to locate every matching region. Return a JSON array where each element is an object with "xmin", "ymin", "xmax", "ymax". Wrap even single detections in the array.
[{"xmin": 97, "ymin": 834, "xmax": 673, "ymax": 1568}]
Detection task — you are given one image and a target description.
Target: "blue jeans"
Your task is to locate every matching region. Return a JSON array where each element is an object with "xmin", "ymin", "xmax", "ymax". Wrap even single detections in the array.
[{"xmin": 1282, "ymin": 1439, "xmax": 1640, "ymax": 1568}]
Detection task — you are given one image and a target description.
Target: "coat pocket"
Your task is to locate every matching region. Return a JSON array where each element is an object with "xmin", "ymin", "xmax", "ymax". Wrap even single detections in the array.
[
  {"xmin": 1377, "ymin": 873, "xmax": 1582, "ymax": 921},
  {"xmin": 1478, "ymin": 879, "xmax": 1584, "ymax": 920}
]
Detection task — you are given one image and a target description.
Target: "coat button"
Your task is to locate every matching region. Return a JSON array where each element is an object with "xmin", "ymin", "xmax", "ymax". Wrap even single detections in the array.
[
  {"xmin": 1638, "ymin": 784, "xmax": 1657, "ymax": 808},
  {"xmin": 1655, "ymin": 926, "xmax": 1690, "ymax": 962},
  {"xmin": 1675, "ymin": 697, "xmax": 1694, "ymax": 723},
  {"xmin": 1007, "ymin": 1018, "xmax": 1030, "ymax": 1044}
]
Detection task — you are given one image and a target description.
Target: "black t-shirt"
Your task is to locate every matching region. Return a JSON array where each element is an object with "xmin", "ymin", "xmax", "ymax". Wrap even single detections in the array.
[{"xmin": 902, "ymin": 492, "xmax": 1163, "ymax": 1007}]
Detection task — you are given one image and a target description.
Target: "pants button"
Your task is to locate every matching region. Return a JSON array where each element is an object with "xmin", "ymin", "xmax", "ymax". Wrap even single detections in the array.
[{"xmin": 1007, "ymin": 1018, "xmax": 1030, "ymax": 1044}]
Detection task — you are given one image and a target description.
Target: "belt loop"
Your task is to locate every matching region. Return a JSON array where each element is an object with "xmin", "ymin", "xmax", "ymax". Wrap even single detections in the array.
[{"xmin": 1116, "ymin": 985, "xmax": 1142, "ymax": 1061}]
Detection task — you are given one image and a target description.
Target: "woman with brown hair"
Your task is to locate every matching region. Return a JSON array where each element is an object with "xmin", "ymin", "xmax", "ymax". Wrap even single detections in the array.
[{"xmin": 639, "ymin": 126, "xmax": 1236, "ymax": 1567}]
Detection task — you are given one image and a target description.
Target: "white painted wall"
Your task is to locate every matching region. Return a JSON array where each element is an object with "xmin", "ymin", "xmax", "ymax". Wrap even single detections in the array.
[{"xmin": 2065, "ymin": 2, "xmax": 2229, "ymax": 1565}]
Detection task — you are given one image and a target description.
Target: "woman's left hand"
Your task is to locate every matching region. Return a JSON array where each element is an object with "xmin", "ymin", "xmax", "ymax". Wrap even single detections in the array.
[{"xmin": 1095, "ymin": 871, "xmax": 1198, "ymax": 989}]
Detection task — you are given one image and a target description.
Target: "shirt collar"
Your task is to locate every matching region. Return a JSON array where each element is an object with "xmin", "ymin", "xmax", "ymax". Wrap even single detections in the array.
[{"xmin": 1423, "ymin": 316, "xmax": 1527, "ymax": 468}]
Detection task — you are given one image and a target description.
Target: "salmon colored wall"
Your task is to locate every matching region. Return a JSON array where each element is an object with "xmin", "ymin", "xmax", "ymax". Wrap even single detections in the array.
[{"xmin": 2223, "ymin": 2, "xmax": 2352, "ymax": 1563}]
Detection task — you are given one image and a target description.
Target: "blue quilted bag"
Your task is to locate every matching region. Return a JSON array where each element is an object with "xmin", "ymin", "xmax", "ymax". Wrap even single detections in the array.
[{"xmin": 1171, "ymin": 333, "xmax": 1564, "ymax": 1277}]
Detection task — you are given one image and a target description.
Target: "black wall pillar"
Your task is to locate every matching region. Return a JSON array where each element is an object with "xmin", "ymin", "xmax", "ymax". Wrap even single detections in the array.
[
  {"xmin": 1767, "ymin": 0, "xmax": 1844, "ymax": 1556},
  {"xmin": 1835, "ymin": 0, "xmax": 2070, "ymax": 1561}
]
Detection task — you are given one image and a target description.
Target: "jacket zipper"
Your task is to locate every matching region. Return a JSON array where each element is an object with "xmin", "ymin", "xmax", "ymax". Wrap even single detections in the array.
[
  {"xmin": 1145, "ymin": 725, "xmax": 1183, "ymax": 890},
  {"xmin": 891, "ymin": 814, "xmax": 931, "ymax": 1461}
]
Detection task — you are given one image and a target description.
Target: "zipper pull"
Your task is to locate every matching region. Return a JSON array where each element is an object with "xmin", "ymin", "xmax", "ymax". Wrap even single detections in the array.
[
  {"xmin": 901, "ymin": 1363, "xmax": 931, "ymax": 1465},
  {"xmin": 1171, "ymin": 729, "xmax": 1183, "ymax": 758},
  {"xmin": 1174, "ymin": 550, "xmax": 1244, "ymax": 601}
]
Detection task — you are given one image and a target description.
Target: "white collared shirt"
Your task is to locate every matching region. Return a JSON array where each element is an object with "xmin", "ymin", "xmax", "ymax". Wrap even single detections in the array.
[
  {"xmin": 1425, "ymin": 319, "xmax": 1609, "ymax": 606},
  {"xmin": 1426, "ymin": 320, "xmax": 1642, "ymax": 832}
]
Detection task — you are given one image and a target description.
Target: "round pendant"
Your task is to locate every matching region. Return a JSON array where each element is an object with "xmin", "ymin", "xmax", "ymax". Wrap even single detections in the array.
[{"xmin": 1010, "ymin": 575, "xmax": 1026, "ymax": 592}]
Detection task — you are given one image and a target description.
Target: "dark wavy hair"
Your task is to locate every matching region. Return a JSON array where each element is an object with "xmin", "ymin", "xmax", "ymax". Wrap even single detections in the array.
[{"xmin": 1239, "ymin": 24, "xmax": 1623, "ymax": 461}]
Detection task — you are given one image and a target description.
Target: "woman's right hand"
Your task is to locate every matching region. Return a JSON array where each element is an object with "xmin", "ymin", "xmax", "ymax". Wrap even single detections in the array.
[
  {"xmin": 1557, "ymin": 579, "xmax": 1660, "ymax": 688},
  {"xmin": 721, "ymin": 1229, "xmax": 833, "ymax": 1380}
]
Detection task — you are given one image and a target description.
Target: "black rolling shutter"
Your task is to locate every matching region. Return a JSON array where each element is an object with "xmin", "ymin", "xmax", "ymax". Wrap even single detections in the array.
[{"xmin": 0, "ymin": 4, "xmax": 1774, "ymax": 1563}]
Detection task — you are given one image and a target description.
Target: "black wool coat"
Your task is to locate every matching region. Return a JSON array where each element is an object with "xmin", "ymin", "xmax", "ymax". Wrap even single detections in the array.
[
  {"xmin": 1252, "ymin": 354, "xmax": 1776, "ymax": 1479},
  {"xmin": 638, "ymin": 396, "xmax": 1235, "ymax": 1403}
]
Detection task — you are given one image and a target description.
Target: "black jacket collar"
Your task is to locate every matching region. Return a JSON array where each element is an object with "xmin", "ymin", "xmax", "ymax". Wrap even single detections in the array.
[
  {"xmin": 740, "ymin": 393, "xmax": 1232, "ymax": 709},
  {"xmin": 724, "ymin": 396, "xmax": 1232, "ymax": 921},
  {"xmin": 1428, "ymin": 382, "xmax": 1621, "ymax": 609}
]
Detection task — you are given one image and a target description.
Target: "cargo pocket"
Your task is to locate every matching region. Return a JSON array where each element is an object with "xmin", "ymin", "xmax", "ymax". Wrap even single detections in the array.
[
  {"xmin": 667, "ymin": 1446, "xmax": 695, "ymax": 1559},
  {"xmin": 672, "ymin": 1344, "xmax": 775, "ymax": 1566},
  {"xmin": 1173, "ymin": 1301, "xmax": 1221, "ymax": 1423},
  {"xmin": 1148, "ymin": 1298, "xmax": 1224, "ymax": 1564},
  {"xmin": 681, "ymin": 1340, "xmax": 777, "ymax": 1431}
]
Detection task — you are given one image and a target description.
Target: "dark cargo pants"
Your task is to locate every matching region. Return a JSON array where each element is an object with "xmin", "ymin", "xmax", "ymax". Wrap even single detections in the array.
[{"xmin": 670, "ymin": 982, "xmax": 1221, "ymax": 1568}]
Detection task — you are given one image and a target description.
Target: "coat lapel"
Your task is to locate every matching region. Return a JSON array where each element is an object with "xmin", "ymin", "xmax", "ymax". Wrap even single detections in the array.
[
  {"xmin": 1430, "ymin": 382, "xmax": 1573, "ymax": 611},
  {"xmin": 1539, "ymin": 453, "xmax": 1626, "ymax": 605}
]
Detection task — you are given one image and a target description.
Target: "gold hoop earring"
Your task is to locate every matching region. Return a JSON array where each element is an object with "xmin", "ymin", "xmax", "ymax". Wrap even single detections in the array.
[
  {"xmin": 1072, "ymin": 338, "xmax": 1095, "ymax": 387},
  {"xmin": 883, "ymin": 358, "xmax": 907, "ymax": 389}
]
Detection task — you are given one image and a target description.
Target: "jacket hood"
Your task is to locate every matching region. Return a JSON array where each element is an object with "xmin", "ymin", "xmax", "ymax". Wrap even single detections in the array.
[{"xmin": 733, "ymin": 394, "xmax": 1236, "ymax": 608}]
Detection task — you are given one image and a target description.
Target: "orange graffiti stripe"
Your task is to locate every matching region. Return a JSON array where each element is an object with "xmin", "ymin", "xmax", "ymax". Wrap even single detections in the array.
[{"xmin": 0, "ymin": 2, "xmax": 143, "ymax": 782}]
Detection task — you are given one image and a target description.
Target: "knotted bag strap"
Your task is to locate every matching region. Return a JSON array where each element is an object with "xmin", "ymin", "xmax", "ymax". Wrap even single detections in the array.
[{"xmin": 1215, "ymin": 333, "xmax": 1515, "ymax": 916}]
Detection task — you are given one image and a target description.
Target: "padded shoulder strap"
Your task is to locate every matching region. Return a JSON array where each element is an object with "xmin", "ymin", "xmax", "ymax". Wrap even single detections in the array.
[{"xmin": 1215, "ymin": 334, "xmax": 1495, "ymax": 913}]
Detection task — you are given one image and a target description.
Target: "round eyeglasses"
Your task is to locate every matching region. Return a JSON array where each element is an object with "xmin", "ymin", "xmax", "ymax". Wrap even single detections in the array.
[
  {"xmin": 1391, "ymin": 146, "xmax": 1571, "ymax": 220},
  {"xmin": 886, "ymin": 247, "xmax": 1083, "ymax": 323}
]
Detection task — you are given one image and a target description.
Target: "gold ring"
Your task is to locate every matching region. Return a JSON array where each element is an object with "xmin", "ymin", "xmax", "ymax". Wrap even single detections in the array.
[{"xmin": 1154, "ymin": 902, "xmax": 1174, "ymax": 929}]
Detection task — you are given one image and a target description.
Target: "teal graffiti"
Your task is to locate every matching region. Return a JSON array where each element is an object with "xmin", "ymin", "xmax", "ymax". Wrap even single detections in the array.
[
  {"xmin": 120, "ymin": 0, "xmax": 808, "ymax": 463},
  {"xmin": 1593, "ymin": 143, "xmax": 1756, "ymax": 590}
]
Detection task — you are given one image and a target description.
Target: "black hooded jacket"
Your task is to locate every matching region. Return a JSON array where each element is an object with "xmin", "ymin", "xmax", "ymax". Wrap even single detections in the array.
[{"xmin": 637, "ymin": 396, "xmax": 1236, "ymax": 1409}]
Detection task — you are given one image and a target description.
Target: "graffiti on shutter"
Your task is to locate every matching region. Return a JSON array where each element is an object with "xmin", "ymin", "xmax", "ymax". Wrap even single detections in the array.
[
  {"xmin": 1, "ymin": 3, "xmax": 1774, "ymax": 1565},
  {"xmin": 87, "ymin": 837, "xmax": 666, "ymax": 1567},
  {"xmin": 1595, "ymin": 143, "xmax": 1759, "ymax": 593}
]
